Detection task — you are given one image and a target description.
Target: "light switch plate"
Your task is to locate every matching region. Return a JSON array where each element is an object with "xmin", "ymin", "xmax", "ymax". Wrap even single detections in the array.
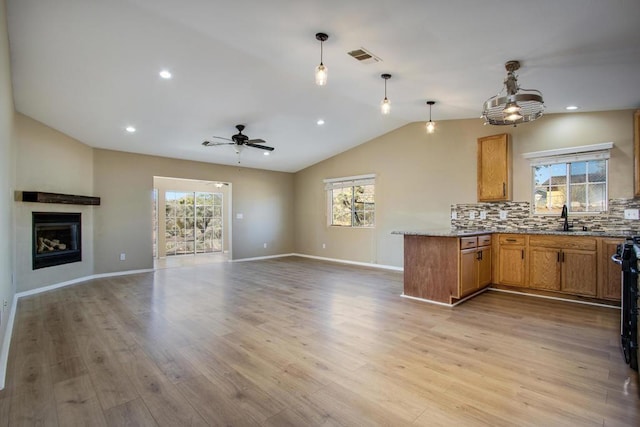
[
  {"xmin": 451, "ymin": 211, "xmax": 458, "ymax": 220},
  {"xmin": 469, "ymin": 211, "xmax": 476, "ymax": 220},
  {"xmin": 480, "ymin": 211, "xmax": 487, "ymax": 220},
  {"xmin": 624, "ymin": 209, "xmax": 639, "ymax": 220},
  {"xmin": 499, "ymin": 210, "xmax": 508, "ymax": 220}
]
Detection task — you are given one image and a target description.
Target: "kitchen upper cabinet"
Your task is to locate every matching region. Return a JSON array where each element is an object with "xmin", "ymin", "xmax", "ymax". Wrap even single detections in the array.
[
  {"xmin": 478, "ymin": 133, "xmax": 511, "ymax": 202},
  {"xmin": 634, "ymin": 110, "xmax": 640, "ymax": 197},
  {"xmin": 497, "ymin": 234, "xmax": 526, "ymax": 286},
  {"xmin": 528, "ymin": 235, "xmax": 597, "ymax": 297}
]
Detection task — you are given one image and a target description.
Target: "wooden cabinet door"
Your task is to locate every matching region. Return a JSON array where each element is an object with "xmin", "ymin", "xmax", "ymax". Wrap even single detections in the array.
[
  {"xmin": 498, "ymin": 246, "xmax": 525, "ymax": 286},
  {"xmin": 601, "ymin": 239, "xmax": 623, "ymax": 300},
  {"xmin": 478, "ymin": 246, "xmax": 492, "ymax": 288},
  {"xmin": 460, "ymin": 248, "xmax": 478, "ymax": 297},
  {"xmin": 478, "ymin": 134, "xmax": 510, "ymax": 202},
  {"xmin": 529, "ymin": 247, "xmax": 561, "ymax": 291},
  {"xmin": 561, "ymin": 249, "xmax": 597, "ymax": 296}
]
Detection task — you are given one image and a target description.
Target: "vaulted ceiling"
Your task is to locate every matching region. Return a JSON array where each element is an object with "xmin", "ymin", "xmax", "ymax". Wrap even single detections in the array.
[{"xmin": 6, "ymin": 0, "xmax": 640, "ymax": 172}]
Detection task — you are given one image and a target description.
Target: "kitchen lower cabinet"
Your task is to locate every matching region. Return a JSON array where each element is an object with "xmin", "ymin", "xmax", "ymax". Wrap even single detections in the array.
[
  {"xmin": 497, "ymin": 234, "xmax": 527, "ymax": 287},
  {"xmin": 599, "ymin": 238, "xmax": 624, "ymax": 301},
  {"xmin": 402, "ymin": 234, "xmax": 492, "ymax": 304},
  {"xmin": 528, "ymin": 236, "xmax": 597, "ymax": 297}
]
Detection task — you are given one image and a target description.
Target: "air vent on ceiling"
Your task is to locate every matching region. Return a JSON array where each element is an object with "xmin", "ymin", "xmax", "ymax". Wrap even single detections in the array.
[{"xmin": 347, "ymin": 48, "xmax": 382, "ymax": 64}]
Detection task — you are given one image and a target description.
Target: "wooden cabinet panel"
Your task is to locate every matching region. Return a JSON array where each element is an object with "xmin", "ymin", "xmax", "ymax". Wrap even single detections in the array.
[
  {"xmin": 460, "ymin": 248, "xmax": 478, "ymax": 296},
  {"xmin": 498, "ymin": 246, "xmax": 526, "ymax": 286},
  {"xmin": 600, "ymin": 239, "xmax": 623, "ymax": 301},
  {"xmin": 478, "ymin": 247, "xmax": 492, "ymax": 287},
  {"xmin": 529, "ymin": 247, "xmax": 561, "ymax": 291},
  {"xmin": 478, "ymin": 133, "xmax": 511, "ymax": 202},
  {"xmin": 561, "ymin": 249, "xmax": 597, "ymax": 296},
  {"xmin": 634, "ymin": 110, "xmax": 640, "ymax": 197}
]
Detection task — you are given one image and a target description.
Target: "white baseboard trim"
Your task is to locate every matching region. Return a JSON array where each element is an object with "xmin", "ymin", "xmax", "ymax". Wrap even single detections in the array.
[
  {"xmin": 0, "ymin": 267, "xmax": 154, "ymax": 390},
  {"xmin": 291, "ymin": 253, "xmax": 404, "ymax": 272},
  {"xmin": 488, "ymin": 287, "xmax": 620, "ymax": 309},
  {"xmin": 400, "ymin": 287, "xmax": 488, "ymax": 308},
  {"xmin": 230, "ymin": 253, "xmax": 296, "ymax": 262}
]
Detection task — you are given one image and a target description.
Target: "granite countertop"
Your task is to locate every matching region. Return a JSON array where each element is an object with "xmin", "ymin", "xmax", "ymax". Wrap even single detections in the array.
[{"xmin": 392, "ymin": 229, "xmax": 634, "ymax": 238}]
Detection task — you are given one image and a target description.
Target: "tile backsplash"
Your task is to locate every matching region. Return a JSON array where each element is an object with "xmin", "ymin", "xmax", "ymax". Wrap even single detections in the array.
[{"xmin": 451, "ymin": 198, "xmax": 640, "ymax": 234}]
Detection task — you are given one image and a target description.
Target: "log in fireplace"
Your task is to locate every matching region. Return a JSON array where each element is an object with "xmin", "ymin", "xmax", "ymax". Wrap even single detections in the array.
[{"xmin": 32, "ymin": 212, "xmax": 81, "ymax": 269}]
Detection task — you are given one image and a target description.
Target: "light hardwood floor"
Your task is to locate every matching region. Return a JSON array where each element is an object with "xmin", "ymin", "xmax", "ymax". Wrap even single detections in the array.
[{"xmin": 0, "ymin": 256, "xmax": 638, "ymax": 426}]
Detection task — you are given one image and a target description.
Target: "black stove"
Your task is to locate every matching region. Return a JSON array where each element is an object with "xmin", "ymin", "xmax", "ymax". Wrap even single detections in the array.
[{"xmin": 612, "ymin": 237, "xmax": 639, "ymax": 371}]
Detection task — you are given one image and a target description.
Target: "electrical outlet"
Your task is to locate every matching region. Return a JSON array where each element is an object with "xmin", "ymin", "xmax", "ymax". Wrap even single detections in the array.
[
  {"xmin": 624, "ymin": 209, "xmax": 639, "ymax": 220},
  {"xmin": 480, "ymin": 211, "xmax": 487, "ymax": 220},
  {"xmin": 263, "ymin": 243, "xmax": 267, "ymax": 248},
  {"xmin": 322, "ymin": 243, "xmax": 326, "ymax": 249},
  {"xmin": 499, "ymin": 210, "xmax": 508, "ymax": 220},
  {"xmin": 120, "ymin": 253, "xmax": 126, "ymax": 261},
  {"xmin": 469, "ymin": 211, "xmax": 476, "ymax": 220},
  {"xmin": 236, "ymin": 213, "xmax": 244, "ymax": 219},
  {"xmin": 451, "ymin": 211, "xmax": 458, "ymax": 220}
]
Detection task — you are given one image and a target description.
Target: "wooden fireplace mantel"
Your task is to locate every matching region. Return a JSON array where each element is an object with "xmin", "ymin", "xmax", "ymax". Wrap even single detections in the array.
[{"xmin": 18, "ymin": 191, "xmax": 101, "ymax": 206}]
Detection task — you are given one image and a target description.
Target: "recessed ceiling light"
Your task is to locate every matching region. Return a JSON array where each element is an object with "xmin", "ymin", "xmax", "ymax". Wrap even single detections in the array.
[
  {"xmin": 125, "ymin": 126, "xmax": 136, "ymax": 133},
  {"xmin": 159, "ymin": 70, "xmax": 172, "ymax": 79},
  {"xmin": 263, "ymin": 152, "xmax": 270, "ymax": 156},
  {"xmin": 566, "ymin": 105, "xmax": 579, "ymax": 110},
  {"xmin": 317, "ymin": 119, "xmax": 325, "ymax": 125}
]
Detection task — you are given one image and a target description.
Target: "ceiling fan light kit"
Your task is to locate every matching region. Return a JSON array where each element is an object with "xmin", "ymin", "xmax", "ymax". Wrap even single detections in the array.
[
  {"xmin": 315, "ymin": 32, "xmax": 329, "ymax": 86},
  {"xmin": 425, "ymin": 100, "xmax": 436, "ymax": 133},
  {"xmin": 482, "ymin": 60, "xmax": 545, "ymax": 126},
  {"xmin": 380, "ymin": 73, "xmax": 392, "ymax": 115}
]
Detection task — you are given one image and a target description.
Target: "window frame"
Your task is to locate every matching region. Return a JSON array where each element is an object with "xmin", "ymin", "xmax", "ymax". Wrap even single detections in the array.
[
  {"xmin": 527, "ymin": 146, "xmax": 611, "ymax": 215},
  {"xmin": 324, "ymin": 174, "xmax": 376, "ymax": 228}
]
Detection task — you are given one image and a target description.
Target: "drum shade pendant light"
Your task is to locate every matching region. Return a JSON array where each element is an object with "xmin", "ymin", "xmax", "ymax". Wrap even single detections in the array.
[
  {"xmin": 380, "ymin": 74, "xmax": 392, "ymax": 115},
  {"xmin": 315, "ymin": 33, "xmax": 329, "ymax": 86},
  {"xmin": 482, "ymin": 60, "xmax": 544, "ymax": 126},
  {"xmin": 426, "ymin": 101, "xmax": 436, "ymax": 133}
]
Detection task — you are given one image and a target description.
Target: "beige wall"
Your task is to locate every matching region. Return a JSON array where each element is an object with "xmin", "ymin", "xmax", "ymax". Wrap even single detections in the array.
[
  {"xmin": 13, "ymin": 113, "xmax": 95, "ymax": 292},
  {"xmin": 93, "ymin": 149, "xmax": 294, "ymax": 273},
  {"xmin": 153, "ymin": 176, "xmax": 231, "ymax": 257},
  {"xmin": 0, "ymin": 0, "xmax": 16, "ymax": 354},
  {"xmin": 293, "ymin": 110, "xmax": 636, "ymax": 268}
]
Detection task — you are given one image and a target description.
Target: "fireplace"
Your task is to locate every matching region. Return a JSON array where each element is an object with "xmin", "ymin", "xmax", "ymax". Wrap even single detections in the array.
[{"xmin": 32, "ymin": 212, "xmax": 81, "ymax": 269}]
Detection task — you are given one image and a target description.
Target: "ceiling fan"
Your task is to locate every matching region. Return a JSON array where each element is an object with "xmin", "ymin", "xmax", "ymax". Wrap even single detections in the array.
[{"xmin": 202, "ymin": 124, "xmax": 274, "ymax": 153}]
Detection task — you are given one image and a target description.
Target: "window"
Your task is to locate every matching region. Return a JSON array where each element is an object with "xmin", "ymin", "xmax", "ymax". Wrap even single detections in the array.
[
  {"xmin": 526, "ymin": 143, "xmax": 611, "ymax": 215},
  {"xmin": 324, "ymin": 175, "xmax": 375, "ymax": 227}
]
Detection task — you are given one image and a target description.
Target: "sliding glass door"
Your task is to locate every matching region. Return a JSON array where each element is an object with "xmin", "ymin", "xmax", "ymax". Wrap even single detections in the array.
[{"xmin": 165, "ymin": 191, "xmax": 223, "ymax": 256}]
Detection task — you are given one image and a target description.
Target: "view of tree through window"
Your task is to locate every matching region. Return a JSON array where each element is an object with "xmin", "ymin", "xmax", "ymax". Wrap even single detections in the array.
[
  {"xmin": 330, "ymin": 184, "xmax": 375, "ymax": 227},
  {"xmin": 533, "ymin": 160, "xmax": 607, "ymax": 214},
  {"xmin": 165, "ymin": 191, "xmax": 223, "ymax": 255}
]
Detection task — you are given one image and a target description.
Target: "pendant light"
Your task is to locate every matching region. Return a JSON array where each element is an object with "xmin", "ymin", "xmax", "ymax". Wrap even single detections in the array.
[
  {"xmin": 380, "ymin": 73, "xmax": 392, "ymax": 115},
  {"xmin": 426, "ymin": 101, "xmax": 436, "ymax": 133},
  {"xmin": 315, "ymin": 33, "xmax": 329, "ymax": 86},
  {"xmin": 482, "ymin": 60, "xmax": 544, "ymax": 126}
]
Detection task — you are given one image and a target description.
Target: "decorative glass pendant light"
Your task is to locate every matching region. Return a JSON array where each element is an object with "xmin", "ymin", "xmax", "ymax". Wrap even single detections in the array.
[
  {"xmin": 315, "ymin": 33, "xmax": 329, "ymax": 86},
  {"xmin": 426, "ymin": 101, "xmax": 436, "ymax": 133},
  {"xmin": 380, "ymin": 74, "xmax": 391, "ymax": 115}
]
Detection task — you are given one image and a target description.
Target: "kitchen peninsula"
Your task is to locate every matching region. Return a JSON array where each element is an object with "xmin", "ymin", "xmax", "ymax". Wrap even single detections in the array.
[{"xmin": 393, "ymin": 229, "xmax": 629, "ymax": 306}]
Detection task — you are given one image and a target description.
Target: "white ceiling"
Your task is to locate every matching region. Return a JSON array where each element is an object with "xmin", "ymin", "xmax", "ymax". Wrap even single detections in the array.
[{"xmin": 6, "ymin": 0, "xmax": 640, "ymax": 172}]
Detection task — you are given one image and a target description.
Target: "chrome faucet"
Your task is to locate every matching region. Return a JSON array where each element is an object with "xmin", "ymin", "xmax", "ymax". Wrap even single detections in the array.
[{"xmin": 560, "ymin": 204, "xmax": 572, "ymax": 231}]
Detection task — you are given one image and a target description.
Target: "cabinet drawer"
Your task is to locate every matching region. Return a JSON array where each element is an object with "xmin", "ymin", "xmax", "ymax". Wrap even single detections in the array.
[
  {"xmin": 460, "ymin": 237, "xmax": 477, "ymax": 249},
  {"xmin": 478, "ymin": 235, "xmax": 492, "ymax": 247},
  {"xmin": 499, "ymin": 235, "xmax": 525, "ymax": 245},
  {"xmin": 529, "ymin": 235, "xmax": 596, "ymax": 251}
]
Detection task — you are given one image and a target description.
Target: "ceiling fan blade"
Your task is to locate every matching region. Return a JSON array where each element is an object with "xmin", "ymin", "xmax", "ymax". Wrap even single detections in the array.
[
  {"xmin": 246, "ymin": 138, "xmax": 266, "ymax": 144},
  {"xmin": 246, "ymin": 143, "xmax": 274, "ymax": 151},
  {"xmin": 210, "ymin": 136, "xmax": 234, "ymax": 142},
  {"xmin": 202, "ymin": 141, "xmax": 235, "ymax": 147}
]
